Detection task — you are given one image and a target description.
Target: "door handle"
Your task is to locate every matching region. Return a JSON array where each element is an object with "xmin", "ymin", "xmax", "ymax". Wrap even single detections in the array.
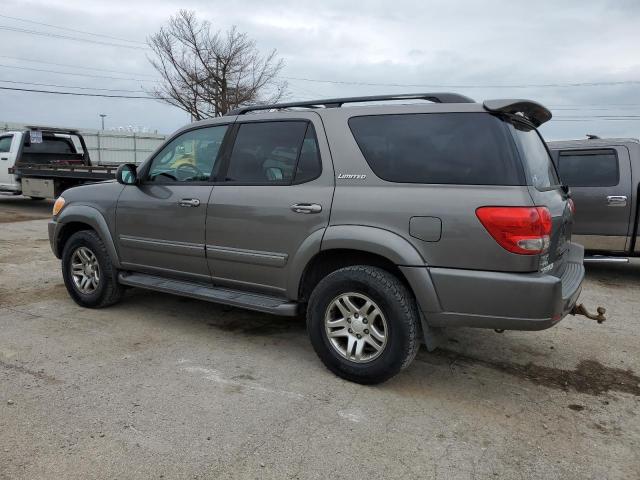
[
  {"xmin": 0, "ymin": 156, "xmax": 8, "ymax": 161},
  {"xmin": 179, "ymin": 198, "xmax": 201, "ymax": 207},
  {"xmin": 290, "ymin": 203, "xmax": 322, "ymax": 214},
  {"xmin": 606, "ymin": 195, "xmax": 628, "ymax": 207}
]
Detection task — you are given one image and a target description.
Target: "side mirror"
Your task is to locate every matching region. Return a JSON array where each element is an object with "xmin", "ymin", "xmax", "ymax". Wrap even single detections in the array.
[{"xmin": 116, "ymin": 163, "xmax": 138, "ymax": 185}]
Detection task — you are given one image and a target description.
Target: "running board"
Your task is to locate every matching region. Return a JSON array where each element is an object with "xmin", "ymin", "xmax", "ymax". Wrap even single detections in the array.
[{"xmin": 118, "ymin": 272, "xmax": 299, "ymax": 316}]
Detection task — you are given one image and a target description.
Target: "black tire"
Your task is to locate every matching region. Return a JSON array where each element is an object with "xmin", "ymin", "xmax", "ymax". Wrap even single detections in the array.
[
  {"xmin": 307, "ymin": 266, "xmax": 420, "ymax": 384},
  {"xmin": 61, "ymin": 230, "xmax": 124, "ymax": 308}
]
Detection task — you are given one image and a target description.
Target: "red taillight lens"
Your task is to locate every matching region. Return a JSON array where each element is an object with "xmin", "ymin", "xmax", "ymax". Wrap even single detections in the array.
[
  {"xmin": 476, "ymin": 206, "xmax": 552, "ymax": 255},
  {"xmin": 568, "ymin": 198, "xmax": 576, "ymax": 215}
]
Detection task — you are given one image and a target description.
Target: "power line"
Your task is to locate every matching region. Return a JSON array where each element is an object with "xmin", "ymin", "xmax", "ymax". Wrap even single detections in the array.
[
  {"xmin": 0, "ymin": 14, "xmax": 147, "ymax": 45},
  {"xmin": 0, "ymin": 55, "xmax": 158, "ymax": 78},
  {"xmin": 0, "ymin": 64, "xmax": 158, "ymax": 82},
  {"xmin": 552, "ymin": 118, "xmax": 640, "ymax": 122},
  {"xmin": 4, "ymin": 84, "xmax": 640, "ymax": 120},
  {"xmin": 282, "ymin": 75, "xmax": 640, "ymax": 88},
  {"xmin": 0, "ymin": 25, "xmax": 148, "ymax": 50},
  {"xmin": 0, "ymin": 85, "xmax": 160, "ymax": 99},
  {"xmin": 0, "ymin": 79, "xmax": 146, "ymax": 93}
]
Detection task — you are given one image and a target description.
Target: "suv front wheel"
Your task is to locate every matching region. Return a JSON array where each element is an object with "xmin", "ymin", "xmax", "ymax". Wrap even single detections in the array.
[
  {"xmin": 307, "ymin": 266, "xmax": 420, "ymax": 384},
  {"xmin": 61, "ymin": 230, "xmax": 124, "ymax": 308}
]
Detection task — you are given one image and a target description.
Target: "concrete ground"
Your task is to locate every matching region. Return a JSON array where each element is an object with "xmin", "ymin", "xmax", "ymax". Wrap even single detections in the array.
[{"xmin": 1, "ymin": 195, "xmax": 639, "ymax": 480}]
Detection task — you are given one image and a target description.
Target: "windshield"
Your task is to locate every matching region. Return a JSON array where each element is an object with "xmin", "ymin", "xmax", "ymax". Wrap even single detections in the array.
[{"xmin": 509, "ymin": 121, "xmax": 560, "ymax": 190}]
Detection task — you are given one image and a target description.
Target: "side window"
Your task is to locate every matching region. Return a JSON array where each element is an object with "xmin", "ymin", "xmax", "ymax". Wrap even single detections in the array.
[
  {"xmin": 349, "ymin": 113, "xmax": 525, "ymax": 185},
  {"xmin": 225, "ymin": 121, "xmax": 321, "ymax": 184},
  {"xmin": 558, "ymin": 149, "xmax": 619, "ymax": 187},
  {"xmin": 0, "ymin": 135, "xmax": 13, "ymax": 153},
  {"xmin": 293, "ymin": 125, "xmax": 322, "ymax": 184},
  {"xmin": 147, "ymin": 125, "xmax": 228, "ymax": 183}
]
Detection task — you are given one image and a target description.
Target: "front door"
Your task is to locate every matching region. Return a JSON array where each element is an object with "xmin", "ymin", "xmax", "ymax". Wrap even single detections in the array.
[
  {"xmin": 116, "ymin": 124, "xmax": 230, "ymax": 282},
  {"xmin": 206, "ymin": 115, "xmax": 334, "ymax": 296},
  {"xmin": 555, "ymin": 146, "xmax": 633, "ymax": 252}
]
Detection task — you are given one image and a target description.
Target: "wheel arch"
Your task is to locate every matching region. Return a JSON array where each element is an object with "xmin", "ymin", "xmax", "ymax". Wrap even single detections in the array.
[
  {"xmin": 297, "ymin": 248, "xmax": 410, "ymax": 302},
  {"xmin": 292, "ymin": 224, "xmax": 426, "ymax": 297},
  {"xmin": 291, "ymin": 225, "xmax": 442, "ymax": 323},
  {"xmin": 54, "ymin": 205, "xmax": 120, "ymax": 268}
]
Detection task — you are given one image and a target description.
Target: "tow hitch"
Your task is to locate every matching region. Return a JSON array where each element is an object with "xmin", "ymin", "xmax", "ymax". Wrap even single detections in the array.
[{"xmin": 570, "ymin": 303, "xmax": 607, "ymax": 324}]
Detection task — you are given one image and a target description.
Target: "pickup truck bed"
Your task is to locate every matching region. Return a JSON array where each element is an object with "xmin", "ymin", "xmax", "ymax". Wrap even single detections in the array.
[
  {"xmin": 9, "ymin": 163, "xmax": 118, "ymax": 181},
  {"xmin": 0, "ymin": 127, "xmax": 120, "ymax": 199}
]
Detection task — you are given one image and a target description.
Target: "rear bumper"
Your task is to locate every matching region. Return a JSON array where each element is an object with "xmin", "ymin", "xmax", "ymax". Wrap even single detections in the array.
[{"xmin": 401, "ymin": 242, "xmax": 585, "ymax": 331}]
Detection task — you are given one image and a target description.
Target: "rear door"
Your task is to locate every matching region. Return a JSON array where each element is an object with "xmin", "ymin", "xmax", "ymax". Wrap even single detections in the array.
[
  {"xmin": 116, "ymin": 124, "xmax": 230, "ymax": 283},
  {"xmin": 0, "ymin": 134, "xmax": 17, "ymax": 187},
  {"xmin": 554, "ymin": 147, "xmax": 632, "ymax": 252},
  {"xmin": 205, "ymin": 113, "xmax": 334, "ymax": 296}
]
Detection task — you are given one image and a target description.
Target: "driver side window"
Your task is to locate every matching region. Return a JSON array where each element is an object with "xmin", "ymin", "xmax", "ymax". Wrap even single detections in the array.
[{"xmin": 147, "ymin": 125, "xmax": 228, "ymax": 183}]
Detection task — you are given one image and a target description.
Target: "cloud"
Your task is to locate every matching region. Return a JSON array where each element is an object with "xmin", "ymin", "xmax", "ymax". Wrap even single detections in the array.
[{"xmin": 0, "ymin": 0, "xmax": 639, "ymax": 139}]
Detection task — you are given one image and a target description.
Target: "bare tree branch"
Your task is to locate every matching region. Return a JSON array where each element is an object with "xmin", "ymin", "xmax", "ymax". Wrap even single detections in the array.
[{"xmin": 146, "ymin": 10, "xmax": 288, "ymax": 118}]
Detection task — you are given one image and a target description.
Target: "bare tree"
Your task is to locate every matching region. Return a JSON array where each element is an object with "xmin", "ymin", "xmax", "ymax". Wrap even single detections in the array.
[{"xmin": 147, "ymin": 10, "xmax": 288, "ymax": 119}]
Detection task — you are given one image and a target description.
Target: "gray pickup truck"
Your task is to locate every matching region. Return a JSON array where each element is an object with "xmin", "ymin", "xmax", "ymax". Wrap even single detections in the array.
[
  {"xmin": 49, "ymin": 93, "xmax": 596, "ymax": 384},
  {"xmin": 548, "ymin": 137, "xmax": 639, "ymax": 258}
]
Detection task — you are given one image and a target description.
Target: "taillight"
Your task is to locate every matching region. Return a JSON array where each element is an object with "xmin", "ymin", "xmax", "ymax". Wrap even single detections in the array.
[
  {"xmin": 476, "ymin": 206, "xmax": 552, "ymax": 255},
  {"xmin": 568, "ymin": 198, "xmax": 576, "ymax": 215}
]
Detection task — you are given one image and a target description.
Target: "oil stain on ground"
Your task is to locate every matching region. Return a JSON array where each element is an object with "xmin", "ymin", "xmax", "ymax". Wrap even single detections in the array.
[
  {"xmin": 208, "ymin": 315, "xmax": 306, "ymax": 336},
  {"xmin": 432, "ymin": 349, "xmax": 640, "ymax": 396}
]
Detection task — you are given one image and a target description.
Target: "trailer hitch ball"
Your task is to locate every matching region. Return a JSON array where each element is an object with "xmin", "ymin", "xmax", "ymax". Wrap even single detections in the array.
[{"xmin": 570, "ymin": 303, "xmax": 607, "ymax": 324}]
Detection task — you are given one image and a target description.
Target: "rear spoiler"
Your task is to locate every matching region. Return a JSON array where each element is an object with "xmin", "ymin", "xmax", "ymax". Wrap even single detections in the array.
[{"xmin": 483, "ymin": 99, "xmax": 552, "ymax": 127}]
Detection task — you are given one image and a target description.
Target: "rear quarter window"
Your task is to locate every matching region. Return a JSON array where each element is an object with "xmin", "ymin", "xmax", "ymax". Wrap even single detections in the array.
[
  {"xmin": 509, "ymin": 122, "xmax": 560, "ymax": 190},
  {"xmin": 348, "ymin": 112, "xmax": 524, "ymax": 185}
]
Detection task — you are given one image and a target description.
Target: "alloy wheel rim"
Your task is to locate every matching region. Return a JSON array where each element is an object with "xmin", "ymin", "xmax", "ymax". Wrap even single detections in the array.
[
  {"xmin": 324, "ymin": 292, "xmax": 388, "ymax": 363},
  {"xmin": 71, "ymin": 246, "xmax": 100, "ymax": 294}
]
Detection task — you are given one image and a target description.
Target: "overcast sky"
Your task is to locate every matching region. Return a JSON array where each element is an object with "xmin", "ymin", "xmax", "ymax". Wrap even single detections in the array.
[{"xmin": 1, "ymin": 0, "xmax": 639, "ymax": 139}]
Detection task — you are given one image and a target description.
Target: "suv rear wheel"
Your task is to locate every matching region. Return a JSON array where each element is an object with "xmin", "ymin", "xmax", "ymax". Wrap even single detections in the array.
[
  {"xmin": 61, "ymin": 230, "xmax": 124, "ymax": 308},
  {"xmin": 307, "ymin": 266, "xmax": 420, "ymax": 384}
]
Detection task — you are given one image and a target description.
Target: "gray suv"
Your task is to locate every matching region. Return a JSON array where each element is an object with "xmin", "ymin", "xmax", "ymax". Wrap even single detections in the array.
[{"xmin": 48, "ymin": 93, "xmax": 584, "ymax": 384}]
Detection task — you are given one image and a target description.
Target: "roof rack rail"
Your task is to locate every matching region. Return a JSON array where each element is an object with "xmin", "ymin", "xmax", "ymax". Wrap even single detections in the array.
[{"xmin": 226, "ymin": 92, "xmax": 476, "ymax": 116}]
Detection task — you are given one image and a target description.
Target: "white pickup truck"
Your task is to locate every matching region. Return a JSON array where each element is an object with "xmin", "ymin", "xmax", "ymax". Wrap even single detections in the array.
[{"xmin": 0, "ymin": 126, "xmax": 118, "ymax": 199}]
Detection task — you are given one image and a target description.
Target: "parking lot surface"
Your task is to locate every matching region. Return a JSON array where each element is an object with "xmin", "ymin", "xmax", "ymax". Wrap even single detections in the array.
[{"xmin": 1, "ymin": 195, "xmax": 639, "ymax": 479}]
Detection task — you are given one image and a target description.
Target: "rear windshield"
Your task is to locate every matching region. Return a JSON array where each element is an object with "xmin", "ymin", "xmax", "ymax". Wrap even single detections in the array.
[
  {"xmin": 23, "ymin": 136, "xmax": 77, "ymax": 154},
  {"xmin": 508, "ymin": 121, "xmax": 560, "ymax": 190},
  {"xmin": 348, "ymin": 112, "xmax": 524, "ymax": 185}
]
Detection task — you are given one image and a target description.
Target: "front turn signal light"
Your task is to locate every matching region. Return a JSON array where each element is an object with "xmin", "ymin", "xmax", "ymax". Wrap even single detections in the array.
[{"xmin": 52, "ymin": 197, "xmax": 66, "ymax": 216}]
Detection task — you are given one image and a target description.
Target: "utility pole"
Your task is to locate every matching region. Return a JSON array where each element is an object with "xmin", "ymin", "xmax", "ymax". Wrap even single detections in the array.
[{"xmin": 99, "ymin": 114, "xmax": 107, "ymax": 130}]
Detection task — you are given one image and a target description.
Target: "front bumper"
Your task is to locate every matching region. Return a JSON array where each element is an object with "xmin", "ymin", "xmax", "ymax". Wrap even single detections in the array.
[{"xmin": 401, "ymin": 242, "xmax": 585, "ymax": 331}]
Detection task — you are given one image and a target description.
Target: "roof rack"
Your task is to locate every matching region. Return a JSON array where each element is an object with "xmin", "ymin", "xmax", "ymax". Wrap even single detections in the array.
[{"xmin": 226, "ymin": 92, "xmax": 476, "ymax": 116}]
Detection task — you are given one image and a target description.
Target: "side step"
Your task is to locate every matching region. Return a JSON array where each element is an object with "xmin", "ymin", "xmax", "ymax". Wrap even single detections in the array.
[{"xmin": 118, "ymin": 272, "xmax": 299, "ymax": 316}]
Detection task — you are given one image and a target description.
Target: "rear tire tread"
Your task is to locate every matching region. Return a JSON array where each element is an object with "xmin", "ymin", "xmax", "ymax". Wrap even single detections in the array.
[{"xmin": 307, "ymin": 265, "xmax": 420, "ymax": 384}]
